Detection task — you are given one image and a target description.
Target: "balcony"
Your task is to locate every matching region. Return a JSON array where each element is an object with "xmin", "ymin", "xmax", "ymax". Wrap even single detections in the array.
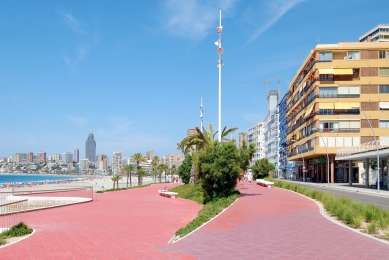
[
  {"xmin": 319, "ymin": 76, "xmax": 333, "ymax": 81},
  {"xmin": 319, "ymin": 94, "xmax": 360, "ymax": 98},
  {"xmin": 318, "ymin": 128, "xmax": 360, "ymax": 133},
  {"xmin": 315, "ymin": 109, "xmax": 360, "ymax": 115}
]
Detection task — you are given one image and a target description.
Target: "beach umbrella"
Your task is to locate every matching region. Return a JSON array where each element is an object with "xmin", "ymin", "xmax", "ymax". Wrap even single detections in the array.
[{"xmin": 4, "ymin": 183, "xmax": 11, "ymax": 187}]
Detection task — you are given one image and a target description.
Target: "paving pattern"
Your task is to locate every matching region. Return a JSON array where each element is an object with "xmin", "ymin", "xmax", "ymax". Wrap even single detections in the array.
[
  {"xmin": 0, "ymin": 183, "xmax": 200, "ymax": 260},
  {"xmin": 160, "ymin": 183, "xmax": 389, "ymax": 259},
  {"xmin": 1, "ymin": 181, "xmax": 389, "ymax": 259}
]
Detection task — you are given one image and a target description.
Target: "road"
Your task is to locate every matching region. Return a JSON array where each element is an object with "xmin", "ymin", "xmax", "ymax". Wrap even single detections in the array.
[{"xmin": 281, "ymin": 181, "xmax": 389, "ymax": 210}]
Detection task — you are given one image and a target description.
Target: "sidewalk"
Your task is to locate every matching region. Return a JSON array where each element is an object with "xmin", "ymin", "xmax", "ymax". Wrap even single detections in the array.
[
  {"xmin": 160, "ymin": 182, "xmax": 389, "ymax": 259},
  {"xmin": 282, "ymin": 179, "xmax": 389, "ymax": 197},
  {"xmin": 1, "ymin": 182, "xmax": 389, "ymax": 259}
]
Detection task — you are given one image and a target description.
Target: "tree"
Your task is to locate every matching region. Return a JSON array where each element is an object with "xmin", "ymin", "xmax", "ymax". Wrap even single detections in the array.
[
  {"xmin": 252, "ymin": 158, "xmax": 276, "ymax": 179},
  {"xmin": 151, "ymin": 156, "xmax": 159, "ymax": 182},
  {"xmin": 238, "ymin": 140, "xmax": 256, "ymax": 173},
  {"xmin": 158, "ymin": 164, "xmax": 168, "ymax": 183},
  {"xmin": 177, "ymin": 154, "xmax": 192, "ymax": 184},
  {"xmin": 131, "ymin": 153, "xmax": 146, "ymax": 185},
  {"xmin": 123, "ymin": 164, "xmax": 135, "ymax": 188},
  {"xmin": 137, "ymin": 166, "xmax": 147, "ymax": 186},
  {"xmin": 197, "ymin": 141, "xmax": 242, "ymax": 203},
  {"xmin": 111, "ymin": 174, "xmax": 121, "ymax": 189},
  {"xmin": 177, "ymin": 124, "xmax": 238, "ymax": 183}
]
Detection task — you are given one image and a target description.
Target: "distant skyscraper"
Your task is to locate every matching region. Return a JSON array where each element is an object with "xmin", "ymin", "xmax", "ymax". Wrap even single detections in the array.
[
  {"xmin": 38, "ymin": 152, "xmax": 46, "ymax": 163},
  {"xmin": 239, "ymin": 132, "xmax": 248, "ymax": 148},
  {"xmin": 85, "ymin": 132, "xmax": 96, "ymax": 163},
  {"xmin": 27, "ymin": 152, "xmax": 34, "ymax": 163},
  {"xmin": 146, "ymin": 150, "xmax": 154, "ymax": 160},
  {"xmin": 74, "ymin": 148, "xmax": 79, "ymax": 163},
  {"xmin": 62, "ymin": 152, "xmax": 73, "ymax": 163}
]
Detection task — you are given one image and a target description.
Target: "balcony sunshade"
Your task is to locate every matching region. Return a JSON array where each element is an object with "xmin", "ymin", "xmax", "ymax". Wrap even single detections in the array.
[
  {"xmin": 304, "ymin": 105, "xmax": 314, "ymax": 118},
  {"xmin": 319, "ymin": 103, "xmax": 334, "ymax": 109},
  {"xmin": 333, "ymin": 68, "xmax": 353, "ymax": 75},
  {"xmin": 380, "ymin": 102, "xmax": 389, "ymax": 109},
  {"xmin": 334, "ymin": 102, "xmax": 359, "ymax": 109},
  {"xmin": 318, "ymin": 68, "xmax": 334, "ymax": 74}
]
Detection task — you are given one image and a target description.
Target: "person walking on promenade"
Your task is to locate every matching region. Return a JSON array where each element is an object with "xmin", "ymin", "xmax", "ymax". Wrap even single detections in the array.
[{"xmin": 247, "ymin": 169, "xmax": 253, "ymax": 184}]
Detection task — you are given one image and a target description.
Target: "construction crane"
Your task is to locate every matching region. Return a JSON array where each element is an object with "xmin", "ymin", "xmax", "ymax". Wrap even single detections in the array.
[{"xmin": 263, "ymin": 75, "xmax": 280, "ymax": 99}]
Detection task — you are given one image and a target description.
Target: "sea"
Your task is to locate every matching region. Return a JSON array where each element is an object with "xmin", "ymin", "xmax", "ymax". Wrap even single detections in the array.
[{"xmin": 0, "ymin": 174, "xmax": 85, "ymax": 186}]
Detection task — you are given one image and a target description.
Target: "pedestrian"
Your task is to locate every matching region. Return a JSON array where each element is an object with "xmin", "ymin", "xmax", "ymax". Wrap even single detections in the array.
[{"xmin": 247, "ymin": 170, "xmax": 253, "ymax": 184}]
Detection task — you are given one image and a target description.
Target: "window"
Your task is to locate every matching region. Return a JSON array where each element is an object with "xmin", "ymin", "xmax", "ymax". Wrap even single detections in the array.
[
  {"xmin": 379, "ymin": 50, "xmax": 388, "ymax": 59},
  {"xmin": 319, "ymin": 87, "xmax": 337, "ymax": 98},
  {"xmin": 319, "ymin": 52, "xmax": 332, "ymax": 62},
  {"xmin": 380, "ymin": 120, "xmax": 389, "ymax": 128},
  {"xmin": 347, "ymin": 51, "xmax": 360, "ymax": 60},
  {"xmin": 307, "ymin": 90, "xmax": 316, "ymax": 103},
  {"xmin": 379, "ymin": 68, "xmax": 389, "ymax": 76},
  {"xmin": 380, "ymin": 85, "xmax": 389, "ymax": 93}
]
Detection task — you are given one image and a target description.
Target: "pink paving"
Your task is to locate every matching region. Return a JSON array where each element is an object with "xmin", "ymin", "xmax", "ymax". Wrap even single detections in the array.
[
  {"xmin": 2, "ymin": 182, "xmax": 389, "ymax": 259},
  {"xmin": 0, "ymin": 183, "xmax": 201, "ymax": 260},
  {"xmin": 160, "ymin": 183, "xmax": 389, "ymax": 259}
]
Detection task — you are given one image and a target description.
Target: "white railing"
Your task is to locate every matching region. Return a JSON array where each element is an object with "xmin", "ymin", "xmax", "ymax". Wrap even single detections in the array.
[{"xmin": 336, "ymin": 137, "xmax": 389, "ymax": 157}]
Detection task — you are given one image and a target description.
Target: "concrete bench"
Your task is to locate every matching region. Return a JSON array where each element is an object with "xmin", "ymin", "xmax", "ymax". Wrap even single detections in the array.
[
  {"xmin": 256, "ymin": 179, "xmax": 274, "ymax": 188},
  {"xmin": 159, "ymin": 191, "xmax": 178, "ymax": 198}
]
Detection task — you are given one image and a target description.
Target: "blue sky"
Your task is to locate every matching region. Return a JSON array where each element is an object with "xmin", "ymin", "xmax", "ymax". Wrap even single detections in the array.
[{"xmin": 0, "ymin": 0, "xmax": 388, "ymax": 160}]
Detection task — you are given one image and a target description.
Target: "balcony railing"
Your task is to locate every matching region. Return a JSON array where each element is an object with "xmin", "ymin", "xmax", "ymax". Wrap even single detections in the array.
[
  {"xmin": 317, "ymin": 128, "xmax": 360, "ymax": 133},
  {"xmin": 319, "ymin": 76, "xmax": 333, "ymax": 81},
  {"xmin": 319, "ymin": 94, "xmax": 360, "ymax": 98},
  {"xmin": 316, "ymin": 109, "xmax": 360, "ymax": 115}
]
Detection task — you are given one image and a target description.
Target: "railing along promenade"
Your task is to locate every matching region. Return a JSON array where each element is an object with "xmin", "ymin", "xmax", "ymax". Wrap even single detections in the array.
[
  {"xmin": 336, "ymin": 137, "xmax": 389, "ymax": 157},
  {"xmin": 0, "ymin": 183, "xmax": 93, "ymax": 232}
]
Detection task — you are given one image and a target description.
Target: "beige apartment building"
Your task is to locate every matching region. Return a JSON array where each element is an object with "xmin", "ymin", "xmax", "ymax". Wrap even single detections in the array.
[{"xmin": 285, "ymin": 41, "xmax": 389, "ymax": 183}]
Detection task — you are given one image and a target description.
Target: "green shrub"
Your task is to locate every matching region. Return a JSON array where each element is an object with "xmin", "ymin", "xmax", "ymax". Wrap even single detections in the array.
[
  {"xmin": 365, "ymin": 204, "xmax": 379, "ymax": 222},
  {"xmin": 0, "ymin": 222, "xmax": 33, "ymax": 243},
  {"xmin": 351, "ymin": 216, "xmax": 362, "ymax": 228},
  {"xmin": 177, "ymin": 154, "xmax": 192, "ymax": 184},
  {"xmin": 170, "ymin": 184, "xmax": 204, "ymax": 204},
  {"xmin": 376, "ymin": 214, "xmax": 389, "ymax": 229},
  {"xmin": 367, "ymin": 223, "xmax": 377, "ymax": 234},
  {"xmin": 197, "ymin": 142, "xmax": 242, "ymax": 203}
]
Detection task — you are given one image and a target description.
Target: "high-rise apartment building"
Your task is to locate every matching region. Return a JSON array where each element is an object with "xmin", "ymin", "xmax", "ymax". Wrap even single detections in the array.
[
  {"xmin": 52, "ymin": 154, "xmax": 61, "ymax": 162},
  {"xmin": 187, "ymin": 128, "xmax": 198, "ymax": 136},
  {"xmin": 74, "ymin": 148, "xmax": 79, "ymax": 163},
  {"xmin": 359, "ymin": 24, "xmax": 389, "ymax": 43},
  {"xmin": 37, "ymin": 152, "xmax": 46, "ymax": 163},
  {"xmin": 284, "ymin": 40, "xmax": 389, "ymax": 183},
  {"xmin": 79, "ymin": 159, "xmax": 90, "ymax": 171},
  {"xmin": 27, "ymin": 152, "xmax": 34, "ymax": 163},
  {"xmin": 238, "ymin": 132, "xmax": 248, "ymax": 148},
  {"xmin": 97, "ymin": 154, "xmax": 108, "ymax": 170},
  {"xmin": 247, "ymin": 122, "xmax": 264, "ymax": 165},
  {"xmin": 62, "ymin": 152, "xmax": 73, "ymax": 163},
  {"xmin": 112, "ymin": 152, "xmax": 122, "ymax": 175},
  {"xmin": 146, "ymin": 150, "xmax": 154, "ymax": 160},
  {"xmin": 85, "ymin": 132, "xmax": 96, "ymax": 163}
]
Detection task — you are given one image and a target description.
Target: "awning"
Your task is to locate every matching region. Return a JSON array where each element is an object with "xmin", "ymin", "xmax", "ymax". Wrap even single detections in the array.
[
  {"xmin": 319, "ymin": 103, "xmax": 334, "ymax": 109},
  {"xmin": 380, "ymin": 102, "xmax": 389, "ymax": 109},
  {"xmin": 318, "ymin": 68, "xmax": 334, "ymax": 74},
  {"xmin": 334, "ymin": 102, "xmax": 359, "ymax": 109},
  {"xmin": 333, "ymin": 68, "xmax": 353, "ymax": 75},
  {"xmin": 304, "ymin": 105, "xmax": 314, "ymax": 118}
]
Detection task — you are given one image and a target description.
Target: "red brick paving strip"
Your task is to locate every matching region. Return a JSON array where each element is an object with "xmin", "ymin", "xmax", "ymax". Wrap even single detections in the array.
[
  {"xmin": 159, "ymin": 183, "xmax": 389, "ymax": 259},
  {"xmin": 0, "ymin": 184, "xmax": 200, "ymax": 260}
]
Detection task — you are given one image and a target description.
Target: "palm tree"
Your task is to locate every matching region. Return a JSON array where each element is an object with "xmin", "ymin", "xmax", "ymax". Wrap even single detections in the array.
[
  {"xmin": 123, "ymin": 164, "xmax": 136, "ymax": 188},
  {"xmin": 158, "ymin": 164, "xmax": 168, "ymax": 183},
  {"xmin": 137, "ymin": 166, "xmax": 147, "ymax": 186},
  {"xmin": 111, "ymin": 174, "xmax": 121, "ymax": 189},
  {"xmin": 151, "ymin": 156, "xmax": 159, "ymax": 182},
  {"xmin": 177, "ymin": 123, "xmax": 238, "ymax": 183},
  {"xmin": 131, "ymin": 153, "xmax": 146, "ymax": 185},
  {"xmin": 158, "ymin": 164, "xmax": 167, "ymax": 183}
]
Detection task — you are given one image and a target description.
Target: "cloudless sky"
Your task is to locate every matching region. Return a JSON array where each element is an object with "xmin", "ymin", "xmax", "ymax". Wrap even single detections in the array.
[{"xmin": 0, "ymin": 0, "xmax": 388, "ymax": 160}]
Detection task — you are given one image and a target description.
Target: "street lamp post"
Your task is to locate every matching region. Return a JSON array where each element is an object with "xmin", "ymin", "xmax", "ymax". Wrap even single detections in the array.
[
  {"xmin": 215, "ymin": 10, "xmax": 224, "ymax": 142},
  {"xmin": 352, "ymin": 106, "xmax": 380, "ymax": 193},
  {"xmin": 312, "ymin": 127, "xmax": 330, "ymax": 184}
]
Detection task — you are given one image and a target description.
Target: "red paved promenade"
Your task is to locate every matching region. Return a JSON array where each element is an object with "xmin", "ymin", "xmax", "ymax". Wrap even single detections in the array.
[{"xmin": 1, "ymin": 182, "xmax": 389, "ymax": 259}]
